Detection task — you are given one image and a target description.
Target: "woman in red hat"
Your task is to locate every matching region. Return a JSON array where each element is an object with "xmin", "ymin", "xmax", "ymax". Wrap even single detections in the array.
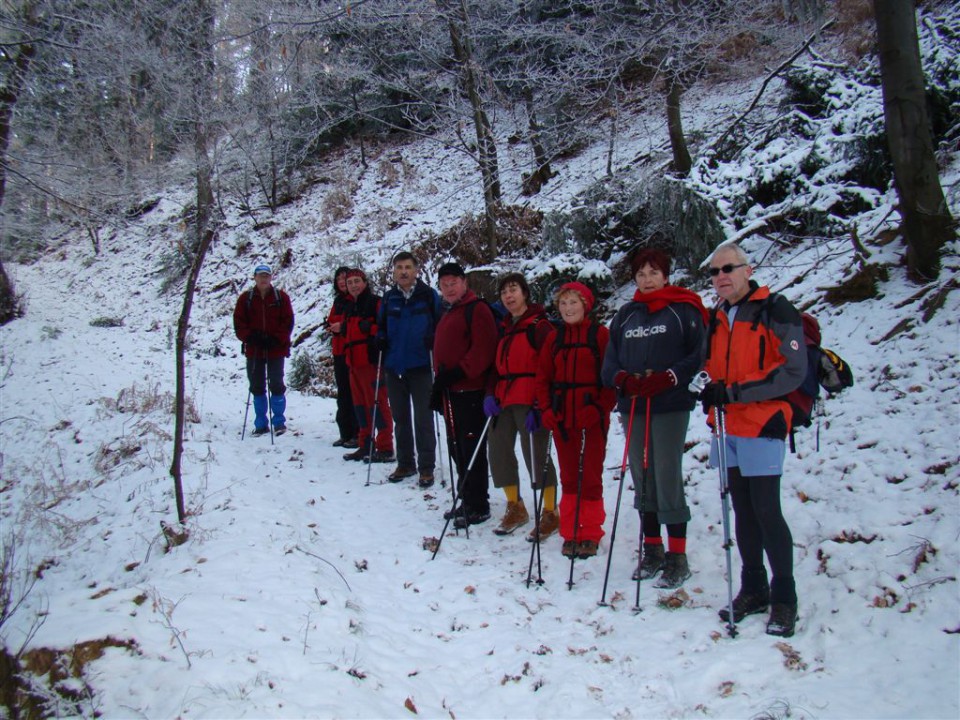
[{"xmin": 534, "ymin": 282, "xmax": 616, "ymax": 559}]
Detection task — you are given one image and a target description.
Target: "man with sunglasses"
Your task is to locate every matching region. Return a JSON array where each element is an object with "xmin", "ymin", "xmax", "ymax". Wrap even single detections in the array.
[{"xmin": 700, "ymin": 242, "xmax": 807, "ymax": 638}]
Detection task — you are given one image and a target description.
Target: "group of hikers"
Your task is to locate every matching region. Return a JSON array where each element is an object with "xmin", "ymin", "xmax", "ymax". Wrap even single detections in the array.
[{"xmin": 232, "ymin": 242, "xmax": 808, "ymax": 638}]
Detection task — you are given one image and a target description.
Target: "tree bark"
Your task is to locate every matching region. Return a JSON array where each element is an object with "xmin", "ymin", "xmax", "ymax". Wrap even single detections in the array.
[
  {"xmin": 441, "ymin": 0, "xmax": 501, "ymax": 259},
  {"xmin": 873, "ymin": 0, "xmax": 954, "ymax": 282},
  {"xmin": 0, "ymin": 17, "xmax": 36, "ymax": 325},
  {"xmin": 666, "ymin": 79, "xmax": 692, "ymax": 177},
  {"xmin": 170, "ymin": 0, "xmax": 218, "ymax": 524}
]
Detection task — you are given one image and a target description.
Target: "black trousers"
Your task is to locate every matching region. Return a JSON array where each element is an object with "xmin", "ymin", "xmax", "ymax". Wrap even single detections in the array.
[
  {"xmin": 728, "ymin": 466, "xmax": 796, "ymax": 603},
  {"xmin": 443, "ymin": 389, "xmax": 490, "ymax": 513},
  {"xmin": 334, "ymin": 354, "xmax": 357, "ymax": 441}
]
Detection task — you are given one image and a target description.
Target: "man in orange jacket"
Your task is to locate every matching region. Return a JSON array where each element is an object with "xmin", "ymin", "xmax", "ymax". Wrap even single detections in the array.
[{"xmin": 701, "ymin": 242, "xmax": 807, "ymax": 637}]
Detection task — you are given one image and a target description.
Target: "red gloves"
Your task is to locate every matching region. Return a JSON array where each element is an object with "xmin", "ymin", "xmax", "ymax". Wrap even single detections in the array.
[
  {"xmin": 636, "ymin": 370, "xmax": 676, "ymax": 398},
  {"xmin": 575, "ymin": 404, "xmax": 602, "ymax": 429},
  {"xmin": 541, "ymin": 409, "xmax": 559, "ymax": 432},
  {"xmin": 614, "ymin": 370, "xmax": 644, "ymax": 397}
]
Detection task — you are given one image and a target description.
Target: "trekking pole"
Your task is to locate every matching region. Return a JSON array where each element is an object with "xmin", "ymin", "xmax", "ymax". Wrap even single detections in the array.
[
  {"xmin": 365, "ymin": 350, "xmax": 384, "ymax": 487},
  {"xmin": 442, "ymin": 390, "xmax": 461, "ymax": 507},
  {"xmin": 431, "ymin": 415, "xmax": 493, "ymax": 559},
  {"xmin": 241, "ymin": 390, "xmax": 251, "ymax": 440},
  {"xmin": 267, "ymin": 384, "xmax": 275, "ymax": 446},
  {"xmin": 525, "ymin": 429, "xmax": 552, "ymax": 588},
  {"xmin": 632, "ymin": 397, "xmax": 652, "ymax": 613},
  {"xmin": 599, "ymin": 396, "xmax": 638, "ymax": 607},
  {"xmin": 430, "ymin": 353, "xmax": 447, "ymax": 491},
  {"xmin": 566, "ymin": 428, "xmax": 587, "ymax": 590},
  {"xmin": 715, "ymin": 399, "xmax": 738, "ymax": 638}
]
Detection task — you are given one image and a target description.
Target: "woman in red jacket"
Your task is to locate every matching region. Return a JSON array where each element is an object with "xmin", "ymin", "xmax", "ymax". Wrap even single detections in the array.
[
  {"xmin": 342, "ymin": 269, "xmax": 394, "ymax": 463},
  {"xmin": 484, "ymin": 273, "xmax": 559, "ymax": 539},
  {"xmin": 535, "ymin": 282, "xmax": 616, "ymax": 559},
  {"xmin": 326, "ymin": 266, "xmax": 358, "ymax": 448}
]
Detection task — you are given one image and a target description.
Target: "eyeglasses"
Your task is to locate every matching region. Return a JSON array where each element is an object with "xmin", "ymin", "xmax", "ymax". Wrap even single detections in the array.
[{"xmin": 709, "ymin": 263, "xmax": 747, "ymax": 277}]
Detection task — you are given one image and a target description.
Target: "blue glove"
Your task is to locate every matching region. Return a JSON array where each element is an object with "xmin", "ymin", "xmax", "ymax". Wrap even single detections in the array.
[
  {"xmin": 525, "ymin": 408, "xmax": 541, "ymax": 433},
  {"xmin": 483, "ymin": 395, "xmax": 501, "ymax": 417}
]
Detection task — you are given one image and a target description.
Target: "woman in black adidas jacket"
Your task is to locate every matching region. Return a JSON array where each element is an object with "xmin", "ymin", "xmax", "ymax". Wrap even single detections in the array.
[{"xmin": 601, "ymin": 248, "xmax": 707, "ymax": 589}]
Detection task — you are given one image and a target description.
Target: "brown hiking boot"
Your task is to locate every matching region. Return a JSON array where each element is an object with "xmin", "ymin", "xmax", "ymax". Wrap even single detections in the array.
[
  {"xmin": 493, "ymin": 500, "xmax": 529, "ymax": 536},
  {"xmin": 577, "ymin": 540, "xmax": 599, "ymax": 558},
  {"xmin": 561, "ymin": 540, "xmax": 578, "ymax": 558},
  {"xmin": 525, "ymin": 509, "xmax": 559, "ymax": 542}
]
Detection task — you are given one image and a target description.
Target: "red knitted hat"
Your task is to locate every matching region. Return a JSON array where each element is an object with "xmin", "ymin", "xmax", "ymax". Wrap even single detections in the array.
[
  {"xmin": 557, "ymin": 281, "xmax": 595, "ymax": 313},
  {"xmin": 345, "ymin": 268, "xmax": 366, "ymax": 281}
]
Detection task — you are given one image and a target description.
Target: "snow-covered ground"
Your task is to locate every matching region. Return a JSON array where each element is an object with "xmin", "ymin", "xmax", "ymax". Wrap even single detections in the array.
[{"xmin": 1, "ymin": 40, "xmax": 959, "ymax": 720}]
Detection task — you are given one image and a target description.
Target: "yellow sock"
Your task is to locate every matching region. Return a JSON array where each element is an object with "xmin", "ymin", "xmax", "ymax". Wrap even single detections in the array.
[
  {"xmin": 504, "ymin": 485, "xmax": 519, "ymax": 503},
  {"xmin": 542, "ymin": 486, "xmax": 556, "ymax": 512}
]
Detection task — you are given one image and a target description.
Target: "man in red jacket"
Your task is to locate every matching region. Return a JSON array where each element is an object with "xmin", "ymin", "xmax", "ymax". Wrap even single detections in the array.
[
  {"xmin": 430, "ymin": 262, "xmax": 498, "ymax": 528},
  {"xmin": 233, "ymin": 264, "xmax": 295, "ymax": 436}
]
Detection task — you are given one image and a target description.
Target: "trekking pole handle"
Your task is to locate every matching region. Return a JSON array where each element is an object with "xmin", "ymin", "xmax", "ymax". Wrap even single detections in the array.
[{"xmin": 689, "ymin": 370, "xmax": 711, "ymax": 395}]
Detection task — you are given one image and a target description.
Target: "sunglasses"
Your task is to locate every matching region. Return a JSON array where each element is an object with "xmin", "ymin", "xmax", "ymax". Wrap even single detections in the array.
[{"xmin": 709, "ymin": 263, "xmax": 747, "ymax": 277}]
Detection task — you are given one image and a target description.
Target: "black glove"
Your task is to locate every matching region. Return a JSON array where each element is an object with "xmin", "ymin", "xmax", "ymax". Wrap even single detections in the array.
[
  {"xmin": 433, "ymin": 366, "xmax": 465, "ymax": 394},
  {"xmin": 373, "ymin": 336, "xmax": 388, "ymax": 353},
  {"xmin": 429, "ymin": 385, "xmax": 445, "ymax": 413},
  {"xmin": 424, "ymin": 334, "xmax": 435, "ymax": 351},
  {"xmin": 247, "ymin": 330, "xmax": 268, "ymax": 348},
  {"xmin": 700, "ymin": 382, "xmax": 728, "ymax": 414}
]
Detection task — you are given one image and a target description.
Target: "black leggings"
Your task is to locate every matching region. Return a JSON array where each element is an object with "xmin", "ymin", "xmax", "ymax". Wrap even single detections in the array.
[{"xmin": 728, "ymin": 467, "xmax": 794, "ymax": 599}]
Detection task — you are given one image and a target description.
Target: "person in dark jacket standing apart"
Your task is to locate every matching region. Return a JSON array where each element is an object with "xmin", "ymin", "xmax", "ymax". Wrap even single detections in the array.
[
  {"xmin": 534, "ymin": 282, "xmax": 616, "ymax": 559},
  {"xmin": 377, "ymin": 252, "xmax": 442, "ymax": 488},
  {"xmin": 430, "ymin": 262, "xmax": 498, "ymax": 528},
  {"xmin": 233, "ymin": 264, "xmax": 295, "ymax": 436},
  {"xmin": 342, "ymin": 269, "xmax": 394, "ymax": 463},
  {"xmin": 326, "ymin": 266, "xmax": 358, "ymax": 448},
  {"xmin": 484, "ymin": 273, "xmax": 559, "ymax": 538},
  {"xmin": 701, "ymin": 242, "xmax": 807, "ymax": 637},
  {"xmin": 602, "ymin": 248, "xmax": 707, "ymax": 588}
]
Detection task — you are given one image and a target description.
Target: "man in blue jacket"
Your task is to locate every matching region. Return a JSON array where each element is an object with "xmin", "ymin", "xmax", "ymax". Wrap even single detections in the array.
[{"xmin": 377, "ymin": 252, "xmax": 442, "ymax": 487}]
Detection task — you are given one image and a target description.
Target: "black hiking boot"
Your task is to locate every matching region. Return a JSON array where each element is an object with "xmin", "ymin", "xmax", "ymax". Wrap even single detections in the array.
[
  {"xmin": 273, "ymin": 425, "xmax": 287, "ymax": 436},
  {"xmin": 453, "ymin": 507, "xmax": 491, "ymax": 529},
  {"xmin": 766, "ymin": 603, "xmax": 799, "ymax": 637},
  {"xmin": 632, "ymin": 543, "xmax": 666, "ymax": 581},
  {"xmin": 251, "ymin": 427, "xmax": 269, "ymax": 437},
  {"xmin": 718, "ymin": 588, "xmax": 771, "ymax": 623},
  {"xmin": 654, "ymin": 552, "xmax": 691, "ymax": 589}
]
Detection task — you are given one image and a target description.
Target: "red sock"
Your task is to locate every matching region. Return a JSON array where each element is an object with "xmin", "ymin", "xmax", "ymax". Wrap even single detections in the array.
[
  {"xmin": 644, "ymin": 537, "xmax": 663, "ymax": 547},
  {"xmin": 668, "ymin": 536, "xmax": 686, "ymax": 554}
]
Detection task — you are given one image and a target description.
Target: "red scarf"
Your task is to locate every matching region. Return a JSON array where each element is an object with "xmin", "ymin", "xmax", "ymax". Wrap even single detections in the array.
[{"xmin": 632, "ymin": 285, "xmax": 709, "ymax": 324}]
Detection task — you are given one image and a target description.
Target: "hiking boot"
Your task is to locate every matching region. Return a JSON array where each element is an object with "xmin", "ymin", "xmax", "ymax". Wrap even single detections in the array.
[
  {"xmin": 343, "ymin": 447, "xmax": 370, "ymax": 462},
  {"xmin": 526, "ymin": 510, "xmax": 559, "ymax": 542},
  {"xmin": 561, "ymin": 540, "xmax": 578, "ymax": 558},
  {"xmin": 273, "ymin": 425, "xmax": 287, "ymax": 436},
  {"xmin": 341, "ymin": 437, "xmax": 359, "ymax": 449},
  {"xmin": 418, "ymin": 472, "xmax": 435, "ymax": 489},
  {"xmin": 453, "ymin": 507, "xmax": 491, "ymax": 529},
  {"xmin": 632, "ymin": 543, "xmax": 666, "ymax": 581},
  {"xmin": 577, "ymin": 540, "xmax": 599, "ymax": 559},
  {"xmin": 443, "ymin": 504, "xmax": 465, "ymax": 521},
  {"xmin": 654, "ymin": 552, "xmax": 691, "ymax": 589},
  {"xmin": 387, "ymin": 466, "xmax": 417, "ymax": 482},
  {"xmin": 718, "ymin": 588, "xmax": 771, "ymax": 623},
  {"xmin": 333, "ymin": 438, "xmax": 347, "ymax": 447},
  {"xmin": 251, "ymin": 427, "xmax": 269, "ymax": 437},
  {"xmin": 493, "ymin": 500, "xmax": 529, "ymax": 536},
  {"xmin": 364, "ymin": 450, "xmax": 396, "ymax": 464},
  {"xmin": 766, "ymin": 603, "xmax": 799, "ymax": 638}
]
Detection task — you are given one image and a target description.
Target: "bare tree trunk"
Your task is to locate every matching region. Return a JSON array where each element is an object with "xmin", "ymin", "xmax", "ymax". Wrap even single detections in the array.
[
  {"xmin": 0, "ymin": 17, "xmax": 36, "ymax": 325},
  {"xmin": 874, "ymin": 0, "xmax": 954, "ymax": 282},
  {"xmin": 170, "ymin": 0, "xmax": 218, "ymax": 525},
  {"xmin": 441, "ymin": 0, "xmax": 501, "ymax": 259},
  {"xmin": 666, "ymin": 79, "xmax": 692, "ymax": 177}
]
